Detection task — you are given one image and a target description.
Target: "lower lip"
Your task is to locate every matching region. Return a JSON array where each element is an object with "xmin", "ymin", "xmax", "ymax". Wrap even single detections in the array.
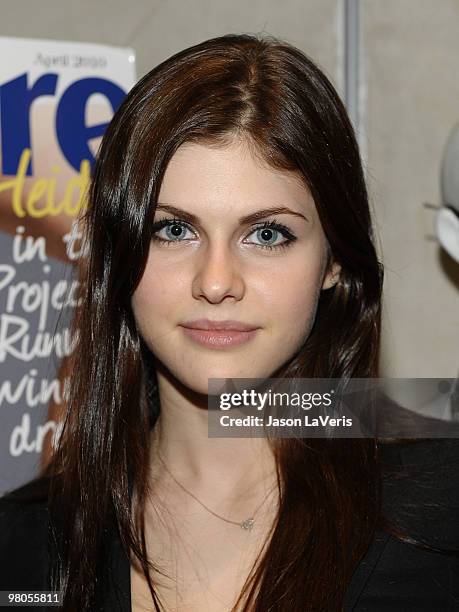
[{"xmin": 181, "ymin": 327, "xmax": 258, "ymax": 348}]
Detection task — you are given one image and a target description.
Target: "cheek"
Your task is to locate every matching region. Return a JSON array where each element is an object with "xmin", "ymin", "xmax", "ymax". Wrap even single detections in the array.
[
  {"xmin": 258, "ymin": 247, "xmax": 326, "ymax": 319},
  {"xmin": 268, "ymin": 272, "xmax": 322, "ymax": 336},
  {"xmin": 132, "ymin": 256, "xmax": 187, "ymax": 316}
]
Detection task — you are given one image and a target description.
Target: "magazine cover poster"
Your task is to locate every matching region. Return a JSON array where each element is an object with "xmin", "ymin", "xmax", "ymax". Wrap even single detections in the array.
[{"xmin": 0, "ymin": 36, "xmax": 136, "ymax": 494}]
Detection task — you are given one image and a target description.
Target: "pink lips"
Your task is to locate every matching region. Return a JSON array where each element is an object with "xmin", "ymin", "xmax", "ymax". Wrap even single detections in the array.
[
  {"xmin": 180, "ymin": 319, "xmax": 260, "ymax": 348},
  {"xmin": 181, "ymin": 319, "xmax": 259, "ymax": 331}
]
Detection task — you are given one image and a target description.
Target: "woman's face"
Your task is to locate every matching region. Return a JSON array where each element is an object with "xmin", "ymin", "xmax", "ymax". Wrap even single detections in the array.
[{"xmin": 131, "ymin": 138, "xmax": 340, "ymax": 395}]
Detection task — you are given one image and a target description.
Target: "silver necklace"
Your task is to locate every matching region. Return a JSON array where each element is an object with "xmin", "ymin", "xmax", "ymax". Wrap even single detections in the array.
[{"xmin": 157, "ymin": 452, "xmax": 276, "ymax": 531}]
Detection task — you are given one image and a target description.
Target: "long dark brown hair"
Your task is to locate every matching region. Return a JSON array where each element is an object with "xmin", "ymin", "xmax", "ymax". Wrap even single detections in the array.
[{"xmin": 46, "ymin": 33, "xmax": 388, "ymax": 610}]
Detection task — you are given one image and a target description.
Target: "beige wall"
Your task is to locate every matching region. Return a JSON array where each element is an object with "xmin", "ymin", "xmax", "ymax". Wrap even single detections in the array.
[
  {"xmin": 363, "ymin": 0, "xmax": 459, "ymax": 377},
  {"xmin": 1, "ymin": 0, "xmax": 457, "ymax": 377},
  {"xmin": 0, "ymin": 0, "xmax": 341, "ymax": 83}
]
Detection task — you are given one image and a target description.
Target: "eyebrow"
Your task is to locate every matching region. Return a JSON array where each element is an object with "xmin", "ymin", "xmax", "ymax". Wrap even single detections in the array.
[{"xmin": 154, "ymin": 204, "xmax": 309, "ymax": 224}]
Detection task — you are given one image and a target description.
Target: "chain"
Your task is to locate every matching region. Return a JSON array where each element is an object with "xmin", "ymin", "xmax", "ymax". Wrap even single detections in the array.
[{"xmin": 157, "ymin": 452, "xmax": 277, "ymax": 531}]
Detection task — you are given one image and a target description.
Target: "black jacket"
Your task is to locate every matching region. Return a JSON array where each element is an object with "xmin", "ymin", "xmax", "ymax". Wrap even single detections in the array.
[{"xmin": 1, "ymin": 438, "xmax": 458, "ymax": 611}]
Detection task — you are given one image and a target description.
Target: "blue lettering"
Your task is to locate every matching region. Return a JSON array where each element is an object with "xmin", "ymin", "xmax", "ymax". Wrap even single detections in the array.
[
  {"xmin": 0, "ymin": 73, "xmax": 58, "ymax": 175},
  {"xmin": 55, "ymin": 77, "xmax": 125, "ymax": 172}
]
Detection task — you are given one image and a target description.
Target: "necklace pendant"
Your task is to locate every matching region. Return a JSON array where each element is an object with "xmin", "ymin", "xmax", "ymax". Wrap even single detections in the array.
[{"xmin": 241, "ymin": 518, "xmax": 254, "ymax": 531}]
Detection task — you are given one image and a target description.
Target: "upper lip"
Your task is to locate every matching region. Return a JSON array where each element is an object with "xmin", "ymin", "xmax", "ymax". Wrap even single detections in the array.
[{"xmin": 181, "ymin": 319, "xmax": 259, "ymax": 331}]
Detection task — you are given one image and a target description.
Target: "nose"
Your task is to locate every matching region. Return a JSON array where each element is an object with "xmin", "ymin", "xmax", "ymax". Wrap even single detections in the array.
[{"xmin": 191, "ymin": 241, "xmax": 245, "ymax": 303}]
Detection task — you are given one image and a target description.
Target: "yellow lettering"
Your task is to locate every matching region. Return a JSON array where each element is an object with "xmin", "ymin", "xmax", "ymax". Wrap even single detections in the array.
[
  {"xmin": 0, "ymin": 148, "xmax": 30, "ymax": 217},
  {"xmin": 0, "ymin": 148, "xmax": 91, "ymax": 218},
  {"xmin": 46, "ymin": 166, "xmax": 59, "ymax": 213},
  {"xmin": 26, "ymin": 178, "xmax": 49, "ymax": 217},
  {"xmin": 60, "ymin": 159, "xmax": 90, "ymax": 216}
]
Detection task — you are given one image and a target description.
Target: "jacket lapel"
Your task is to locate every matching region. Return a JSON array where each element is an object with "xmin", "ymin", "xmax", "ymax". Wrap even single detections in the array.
[{"xmin": 343, "ymin": 529, "xmax": 391, "ymax": 610}]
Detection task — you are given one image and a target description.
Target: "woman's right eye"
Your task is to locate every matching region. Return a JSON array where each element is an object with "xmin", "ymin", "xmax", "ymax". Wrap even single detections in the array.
[{"xmin": 151, "ymin": 218, "xmax": 197, "ymax": 245}]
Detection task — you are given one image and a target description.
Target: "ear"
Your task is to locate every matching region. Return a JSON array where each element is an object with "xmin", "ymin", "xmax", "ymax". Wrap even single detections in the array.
[{"xmin": 321, "ymin": 260, "xmax": 341, "ymax": 290}]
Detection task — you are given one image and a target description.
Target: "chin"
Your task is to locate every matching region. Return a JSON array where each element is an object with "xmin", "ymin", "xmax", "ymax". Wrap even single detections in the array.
[{"xmin": 180, "ymin": 363, "xmax": 276, "ymax": 394}]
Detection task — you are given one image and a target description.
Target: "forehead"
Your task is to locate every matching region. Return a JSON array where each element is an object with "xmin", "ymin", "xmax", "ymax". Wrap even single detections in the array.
[{"xmin": 157, "ymin": 139, "xmax": 315, "ymax": 219}]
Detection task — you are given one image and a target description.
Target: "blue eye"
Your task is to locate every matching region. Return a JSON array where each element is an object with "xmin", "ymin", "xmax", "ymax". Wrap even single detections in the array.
[
  {"xmin": 151, "ymin": 218, "xmax": 195, "ymax": 242},
  {"xmin": 150, "ymin": 217, "xmax": 297, "ymax": 251},
  {"xmin": 247, "ymin": 221, "xmax": 296, "ymax": 250}
]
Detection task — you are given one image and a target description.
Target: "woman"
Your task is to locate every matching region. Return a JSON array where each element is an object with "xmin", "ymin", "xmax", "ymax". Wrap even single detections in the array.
[{"xmin": 1, "ymin": 33, "xmax": 458, "ymax": 611}]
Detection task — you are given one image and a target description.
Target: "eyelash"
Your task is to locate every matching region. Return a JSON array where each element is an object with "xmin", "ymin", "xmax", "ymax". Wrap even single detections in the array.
[{"xmin": 150, "ymin": 217, "xmax": 297, "ymax": 251}]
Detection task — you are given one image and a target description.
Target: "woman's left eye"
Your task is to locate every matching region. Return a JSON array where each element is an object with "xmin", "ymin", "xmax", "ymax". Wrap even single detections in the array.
[
  {"xmin": 246, "ymin": 221, "xmax": 297, "ymax": 250},
  {"xmin": 150, "ymin": 217, "xmax": 297, "ymax": 251}
]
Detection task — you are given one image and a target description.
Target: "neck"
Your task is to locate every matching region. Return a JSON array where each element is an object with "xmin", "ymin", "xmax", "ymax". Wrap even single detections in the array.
[{"xmin": 148, "ymin": 368, "xmax": 278, "ymax": 502}]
